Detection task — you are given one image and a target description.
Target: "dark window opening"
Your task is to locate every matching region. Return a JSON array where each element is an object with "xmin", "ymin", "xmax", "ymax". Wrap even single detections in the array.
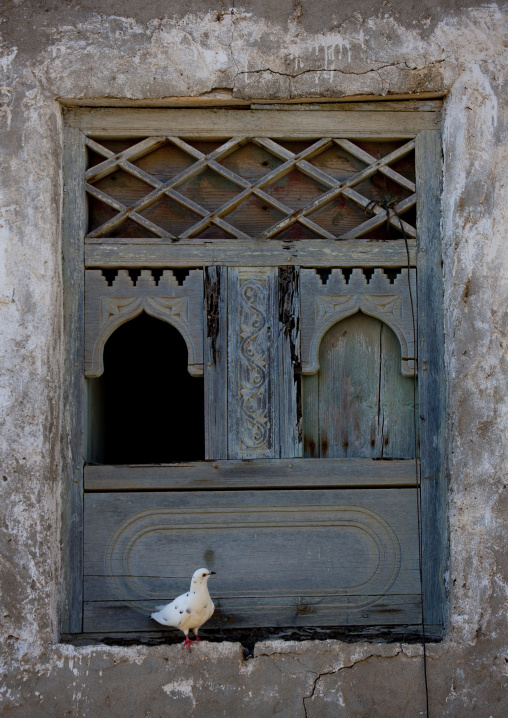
[{"xmin": 87, "ymin": 312, "xmax": 204, "ymax": 464}]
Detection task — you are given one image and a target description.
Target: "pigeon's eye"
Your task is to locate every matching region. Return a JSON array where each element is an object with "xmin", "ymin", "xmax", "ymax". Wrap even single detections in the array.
[{"xmin": 202, "ymin": 573, "xmax": 206, "ymax": 577}]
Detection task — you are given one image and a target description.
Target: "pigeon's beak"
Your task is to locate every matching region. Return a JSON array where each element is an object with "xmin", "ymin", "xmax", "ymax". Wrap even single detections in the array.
[{"xmin": 210, "ymin": 571, "xmax": 216, "ymax": 575}]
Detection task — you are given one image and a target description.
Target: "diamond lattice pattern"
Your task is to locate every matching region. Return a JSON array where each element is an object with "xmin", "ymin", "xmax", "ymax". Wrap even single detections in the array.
[{"xmin": 85, "ymin": 136, "xmax": 416, "ymax": 241}]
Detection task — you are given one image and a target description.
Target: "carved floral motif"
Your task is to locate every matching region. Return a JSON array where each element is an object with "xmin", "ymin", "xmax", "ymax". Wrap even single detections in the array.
[{"xmin": 238, "ymin": 278, "xmax": 269, "ymax": 450}]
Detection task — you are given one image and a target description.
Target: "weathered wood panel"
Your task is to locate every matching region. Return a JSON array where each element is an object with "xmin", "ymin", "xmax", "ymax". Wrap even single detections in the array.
[
  {"xmin": 85, "ymin": 238, "xmax": 417, "ymax": 268},
  {"xmin": 303, "ymin": 314, "xmax": 417, "ymax": 459},
  {"xmin": 416, "ymin": 130, "xmax": 446, "ymax": 629},
  {"xmin": 278, "ymin": 267, "xmax": 302, "ymax": 457},
  {"xmin": 62, "ymin": 97, "xmax": 442, "ymax": 110},
  {"xmin": 204, "ymin": 266, "xmax": 228, "ymax": 459},
  {"xmin": 84, "ymin": 459, "xmax": 418, "ymax": 491},
  {"xmin": 61, "ymin": 126, "xmax": 87, "ymax": 633},
  {"xmin": 250, "ymin": 100, "xmax": 442, "ymax": 112},
  {"xmin": 66, "ymin": 108, "xmax": 439, "ymax": 136},
  {"xmin": 83, "ymin": 488, "xmax": 420, "ymax": 630},
  {"xmin": 83, "ymin": 595, "xmax": 423, "ymax": 632}
]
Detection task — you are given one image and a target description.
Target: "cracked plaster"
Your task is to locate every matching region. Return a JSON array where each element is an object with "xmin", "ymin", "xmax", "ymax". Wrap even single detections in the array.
[{"xmin": 1, "ymin": 1, "xmax": 508, "ymax": 716}]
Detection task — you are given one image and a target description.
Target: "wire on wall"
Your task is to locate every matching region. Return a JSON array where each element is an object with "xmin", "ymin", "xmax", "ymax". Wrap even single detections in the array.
[{"xmin": 365, "ymin": 199, "xmax": 430, "ymax": 718}]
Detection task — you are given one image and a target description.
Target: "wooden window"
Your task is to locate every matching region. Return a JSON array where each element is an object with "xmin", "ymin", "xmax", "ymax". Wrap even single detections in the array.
[{"xmin": 61, "ymin": 104, "xmax": 445, "ymax": 642}]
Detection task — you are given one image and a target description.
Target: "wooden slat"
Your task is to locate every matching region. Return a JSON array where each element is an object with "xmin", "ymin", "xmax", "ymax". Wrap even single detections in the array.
[
  {"xmin": 338, "ymin": 192, "xmax": 417, "ymax": 240},
  {"xmin": 257, "ymin": 141, "xmax": 416, "ymax": 239},
  {"xmin": 250, "ymin": 100, "xmax": 443, "ymax": 112},
  {"xmin": 83, "ymin": 488, "xmax": 420, "ymax": 631},
  {"xmin": 416, "ymin": 130, "xmax": 446, "ymax": 629},
  {"xmin": 204, "ymin": 266, "xmax": 228, "ymax": 460},
  {"xmin": 335, "ymin": 139, "xmax": 416, "ymax": 192},
  {"xmin": 66, "ymin": 108, "xmax": 439, "ymax": 137},
  {"xmin": 61, "ymin": 96, "xmax": 443, "ymax": 110},
  {"xmin": 177, "ymin": 138, "xmax": 339, "ymax": 241},
  {"xmin": 84, "ymin": 459, "xmax": 418, "ymax": 490},
  {"xmin": 83, "ymin": 595, "xmax": 423, "ymax": 632},
  {"xmin": 85, "ymin": 238, "xmax": 417, "ymax": 268},
  {"xmin": 85, "ymin": 136, "xmax": 115, "ymax": 159},
  {"xmin": 72, "ymin": 624, "xmax": 444, "ymax": 643},
  {"xmin": 61, "ymin": 125, "xmax": 87, "ymax": 633},
  {"xmin": 85, "ymin": 137, "xmax": 167, "ymax": 182}
]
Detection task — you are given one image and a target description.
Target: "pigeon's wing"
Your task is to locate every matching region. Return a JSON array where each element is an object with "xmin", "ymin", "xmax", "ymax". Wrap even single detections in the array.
[{"xmin": 151, "ymin": 591, "xmax": 191, "ymax": 628}]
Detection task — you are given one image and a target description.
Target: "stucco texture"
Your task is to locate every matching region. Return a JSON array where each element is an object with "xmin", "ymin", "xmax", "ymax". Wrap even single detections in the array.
[{"xmin": 1, "ymin": 1, "xmax": 508, "ymax": 716}]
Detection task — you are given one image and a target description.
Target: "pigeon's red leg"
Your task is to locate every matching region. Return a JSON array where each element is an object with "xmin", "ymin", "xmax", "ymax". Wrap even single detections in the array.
[
  {"xmin": 194, "ymin": 634, "xmax": 201, "ymax": 641},
  {"xmin": 182, "ymin": 635, "xmax": 197, "ymax": 651}
]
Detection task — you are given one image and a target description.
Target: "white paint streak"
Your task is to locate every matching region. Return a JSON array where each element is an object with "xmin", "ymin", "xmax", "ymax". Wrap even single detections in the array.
[{"xmin": 162, "ymin": 679, "xmax": 196, "ymax": 707}]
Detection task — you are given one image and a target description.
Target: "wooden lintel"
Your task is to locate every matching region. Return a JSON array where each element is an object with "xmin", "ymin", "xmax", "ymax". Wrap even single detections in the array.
[{"xmin": 85, "ymin": 239, "xmax": 417, "ymax": 268}]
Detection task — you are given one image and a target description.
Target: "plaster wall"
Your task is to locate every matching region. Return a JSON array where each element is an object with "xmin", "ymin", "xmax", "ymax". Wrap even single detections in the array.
[{"xmin": 0, "ymin": 1, "xmax": 507, "ymax": 715}]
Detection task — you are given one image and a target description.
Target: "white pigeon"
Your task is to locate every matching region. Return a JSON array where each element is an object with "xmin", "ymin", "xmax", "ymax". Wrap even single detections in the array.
[{"xmin": 150, "ymin": 568, "xmax": 216, "ymax": 650}]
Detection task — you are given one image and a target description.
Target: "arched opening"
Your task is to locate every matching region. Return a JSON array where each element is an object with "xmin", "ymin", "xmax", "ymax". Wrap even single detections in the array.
[
  {"xmin": 86, "ymin": 312, "xmax": 204, "ymax": 464},
  {"xmin": 303, "ymin": 312, "xmax": 418, "ymax": 459}
]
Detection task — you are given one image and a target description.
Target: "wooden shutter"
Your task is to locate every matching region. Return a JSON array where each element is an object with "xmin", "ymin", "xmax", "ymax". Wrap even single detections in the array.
[{"xmin": 61, "ymin": 106, "xmax": 445, "ymax": 640}]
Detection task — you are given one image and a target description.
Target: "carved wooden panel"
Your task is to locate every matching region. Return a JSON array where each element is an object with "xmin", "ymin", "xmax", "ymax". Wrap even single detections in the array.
[
  {"xmin": 84, "ymin": 268, "xmax": 203, "ymax": 377},
  {"xmin": 227, "ymin": 267, "xmax": 278, "ymax": 459},
  {"xmin": 300, "ymin": 267, "xmax": 417, "ymax": 376},
  {"xmin": 83, "ymin": 488, "xmax": 420, "ymax": 632}
]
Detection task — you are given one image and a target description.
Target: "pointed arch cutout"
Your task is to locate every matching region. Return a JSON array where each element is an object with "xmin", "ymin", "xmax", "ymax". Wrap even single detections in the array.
[
  {"xmin": 300, "ymin": 267, "xmax": 417, "ymax": 377},
  {"xmin": 92, "ymin": 312, "xmax": 205, "ymax": 464},
  {"xmin": 303, "ymin": 312, "xmax": 418, "ymax": 459},
  {"xmin": 84, "ymin": 269, "xmax": 204, "ymax": 378}
]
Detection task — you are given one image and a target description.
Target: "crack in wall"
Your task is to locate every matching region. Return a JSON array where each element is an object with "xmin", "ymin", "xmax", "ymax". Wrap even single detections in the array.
[
  {"xmin": 233, "ymin": 55, "xmax": 451, "ymax": 80},
  {"xmin": 302, "ymin": 650, "xmax": 403, "ymax": 717},
  {"xmin": 234, "ymin": 63, "xmax": 397, "ymax": 79}
]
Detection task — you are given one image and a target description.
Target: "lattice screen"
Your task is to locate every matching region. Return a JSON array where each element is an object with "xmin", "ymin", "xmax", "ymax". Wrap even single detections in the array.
[{"xmin": 85, "ymin": 137, "xmax": 416, "ymax": 241}]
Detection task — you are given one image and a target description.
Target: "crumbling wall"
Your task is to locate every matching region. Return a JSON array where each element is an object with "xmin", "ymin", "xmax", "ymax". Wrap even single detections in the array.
[{"xmin": 1, "ymin": 2, "xmax": 507, "ymax": 715}]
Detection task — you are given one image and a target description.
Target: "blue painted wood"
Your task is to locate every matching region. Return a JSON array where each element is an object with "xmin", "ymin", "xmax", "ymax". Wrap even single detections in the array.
[
  {"xmin": 61, "ymin": 126, "xmax": 87, "ymax": 634},
  {"xmin": 204, "ymin": 266, "xmax": 228, "ymax": 459},
  {"xmin": 71, "ymin": 108, "xmax": 444, "ymax": 640},
  {"xmin": 83, "ymin": 489, "xmax": 419, "ymax": 631},
  {"xmin": 416, "ymin": 129, "xmax": 446, "ymax": 629}
]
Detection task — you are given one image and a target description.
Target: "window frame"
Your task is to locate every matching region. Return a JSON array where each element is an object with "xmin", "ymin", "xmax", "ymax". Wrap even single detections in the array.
[{"xmin": 60, "ymin": 103, "xmax": 446, "ymax": 640}]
